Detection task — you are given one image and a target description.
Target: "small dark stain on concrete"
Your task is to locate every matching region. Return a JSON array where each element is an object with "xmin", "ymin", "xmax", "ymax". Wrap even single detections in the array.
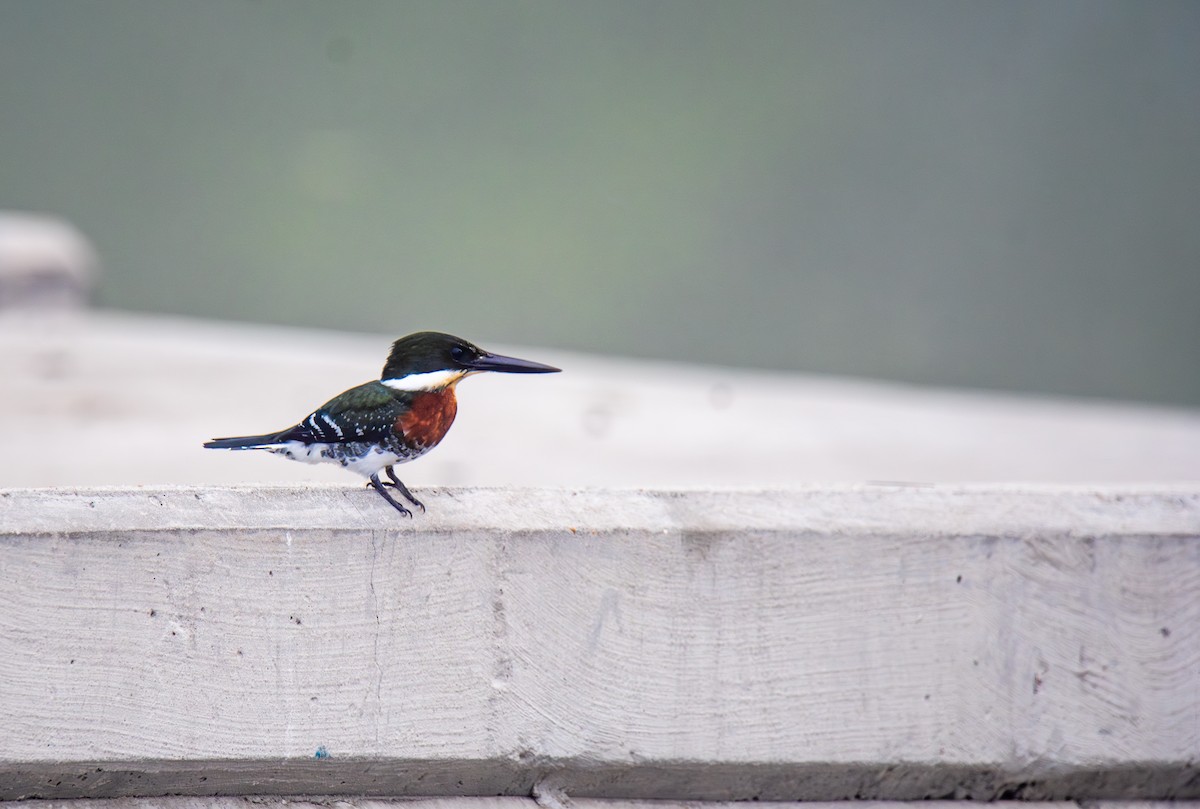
[
  {"xmin": 680, "ymin": 530, "xmax": 720, "ymax": 562},
  {"xmin": 1161, "ymin": 627, "xmax": 1171, "ymax": 637},
  {"xmin": 997, "ymin": 781, "xmax": 1034, "ymax": 800}
]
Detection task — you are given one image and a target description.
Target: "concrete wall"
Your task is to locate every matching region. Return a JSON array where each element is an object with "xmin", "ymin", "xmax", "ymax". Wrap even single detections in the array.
[{"xmin": 1, "ymin": 486, "xmax": 1196, "ymax": 802}]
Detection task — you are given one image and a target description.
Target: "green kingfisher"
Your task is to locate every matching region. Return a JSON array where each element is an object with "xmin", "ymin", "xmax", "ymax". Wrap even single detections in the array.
[{"xmin": 204, "ymin": 331, "xmax": 560, "ymax": 516}]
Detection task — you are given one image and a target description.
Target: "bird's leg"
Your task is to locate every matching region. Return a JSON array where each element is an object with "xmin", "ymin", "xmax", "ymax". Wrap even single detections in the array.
[
  {"xmin": 364, "ymin": 467, "xmax": 425, "ymax": 512},
  {"xmin": 371, "ymin": 466, "xmax": 402, "ymax": 487},
  {"xmin": 368, "ymin": 472, "xmax": 412, "ymax": 517},
  {"xmin": 385, "ymin": 466, "xmax": 425, "ymax": 512}
]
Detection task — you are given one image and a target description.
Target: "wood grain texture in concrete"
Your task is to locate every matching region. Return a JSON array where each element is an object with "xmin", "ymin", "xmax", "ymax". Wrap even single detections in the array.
[{"xmin": 0, "ymin": 487, "xmax": 1197, "ymax": 801}]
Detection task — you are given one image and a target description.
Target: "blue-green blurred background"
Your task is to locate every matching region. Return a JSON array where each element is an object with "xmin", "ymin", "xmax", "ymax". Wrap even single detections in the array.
[{"xmin": 3, "ymin": 0, "xmax": 1198, "ymax": 405}]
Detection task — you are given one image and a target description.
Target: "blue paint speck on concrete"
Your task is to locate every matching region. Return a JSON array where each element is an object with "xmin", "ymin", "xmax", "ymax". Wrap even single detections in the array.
[{"xmin": 315, "ymin": 745, "xmax": 330, "ymax": 759}]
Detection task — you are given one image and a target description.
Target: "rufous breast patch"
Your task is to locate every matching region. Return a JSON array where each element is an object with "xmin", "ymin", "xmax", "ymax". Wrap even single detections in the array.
[{"xmin": 396, "ymin": 388, "xmax": 459, "ymax": 450}]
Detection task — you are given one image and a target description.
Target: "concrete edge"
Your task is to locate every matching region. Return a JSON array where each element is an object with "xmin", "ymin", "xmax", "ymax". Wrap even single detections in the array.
[
  {"xmin": 6, "ymin": 798, "xmax": 1195, "ymax": 809},
  {"xmin": 2, "ymin": 484, "xmax": 1198, "ymax": 536},
  {"xmin": 2, "ymin": 758, "xmax": 1199, "ymax": 803}
]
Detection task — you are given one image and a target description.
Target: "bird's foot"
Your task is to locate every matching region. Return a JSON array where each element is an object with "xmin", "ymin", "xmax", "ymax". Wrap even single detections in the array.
[
  {"xmin": 368, "ymin": 473, "xmax": 413, "ymax": 517},
  {"xmin": 384, "ymin": 466, "xmax": 425, "ymax": 512}
]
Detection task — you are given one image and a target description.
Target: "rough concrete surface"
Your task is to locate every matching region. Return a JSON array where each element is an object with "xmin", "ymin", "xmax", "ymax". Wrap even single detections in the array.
[
  {"xmin": 5, "ymin": 800, "xmax": 1191, "ymax": 809},
  {"xmin": 2, "ymin": 311, "xmax": 1199, "ymax": 489},
  {"xmin": 0, "ymin": 487, "xmax": 1197, "ymax": 801},
  {"xmin": 4, "ymin": 796, "xmax": 1185, "ymax": 801},
  {"xmin": 8, "ymin": 802, "xmax": 1192, "ymax": 809}
]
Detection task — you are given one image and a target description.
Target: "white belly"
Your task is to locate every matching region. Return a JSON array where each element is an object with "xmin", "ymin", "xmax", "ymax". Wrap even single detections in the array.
[{"xmin": 274, "ymin": 441, "xmax": 404, "ymax": 479}]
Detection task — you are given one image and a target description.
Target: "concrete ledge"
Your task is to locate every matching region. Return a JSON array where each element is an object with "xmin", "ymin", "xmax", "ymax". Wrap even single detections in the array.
[
  {"xmin": 1, "ymin": 486, "xmax": 1198, "ymax": 801},
  {"xmin": 7, "ymin": 796, "xmax": 1190, "ymax": 801},
  {"xmin": 4, "ymin": 802, "xmax": 1196, "ymax": 809}
]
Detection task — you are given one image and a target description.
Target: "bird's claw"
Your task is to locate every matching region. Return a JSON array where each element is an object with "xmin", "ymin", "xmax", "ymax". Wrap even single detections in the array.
[
  {"xmin": 384, "ymin": 467, "xmax": 425, "ymax": 512},
  {"xmin": 368, "ymin": 472, "xmax": 417, "ymax": 517}
]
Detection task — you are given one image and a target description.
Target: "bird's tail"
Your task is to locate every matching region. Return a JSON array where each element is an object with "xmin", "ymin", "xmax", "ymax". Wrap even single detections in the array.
[{"xmin": 203, "ymin": 432, "xmax": 287, "ymax": 450}]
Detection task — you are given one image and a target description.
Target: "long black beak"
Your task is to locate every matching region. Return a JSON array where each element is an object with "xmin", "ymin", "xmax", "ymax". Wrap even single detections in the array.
[{"xmin": 467, "ymin": 351, "xmax": 561, "ymax": 374}]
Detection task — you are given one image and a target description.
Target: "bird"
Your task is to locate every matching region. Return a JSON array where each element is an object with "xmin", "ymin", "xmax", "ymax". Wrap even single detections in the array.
[{"xmin": 204, "ymin": 331, "xmax": 560, "ymax": 516}]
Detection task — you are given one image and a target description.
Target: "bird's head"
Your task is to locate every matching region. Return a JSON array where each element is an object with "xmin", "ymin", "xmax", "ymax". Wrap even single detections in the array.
[{"xmin": 380, "ymin": 331, "xmax": 560, "ymax": 391}]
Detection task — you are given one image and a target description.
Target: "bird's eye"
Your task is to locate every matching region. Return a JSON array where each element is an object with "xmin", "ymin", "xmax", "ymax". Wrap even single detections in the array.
[{"xmin": 450, "ymin": 345, "xmax": 469, "ymax": 362}]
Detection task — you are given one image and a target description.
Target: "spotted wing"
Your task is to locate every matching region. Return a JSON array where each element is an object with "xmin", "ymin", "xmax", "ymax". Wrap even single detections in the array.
[{"xmin": 276, "ymin": 381, "xmax": 410, "ymax": 445}]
